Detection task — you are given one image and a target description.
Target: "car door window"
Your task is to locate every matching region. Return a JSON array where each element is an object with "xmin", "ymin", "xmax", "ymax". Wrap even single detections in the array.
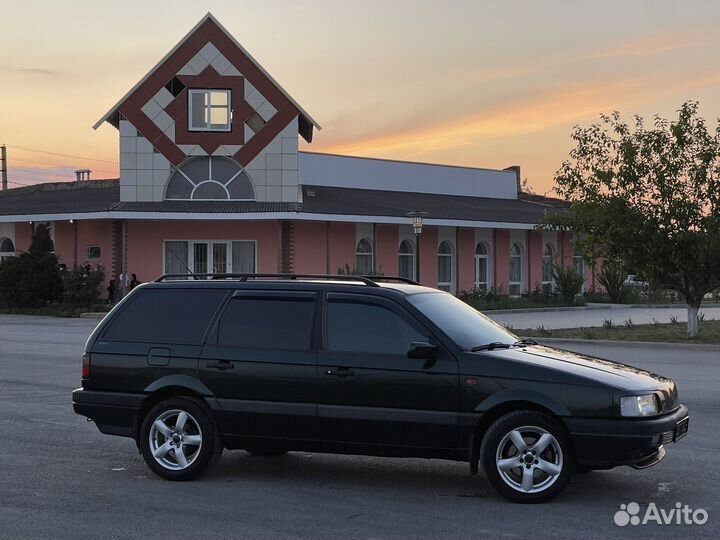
[
  {"xmin": 103, "ymin": 289, "xmax": 226, "ymax": 344},
  {"xmin": 217, "ymin": 297, "xmax": 315, "ymax": 350},
  {"xmin": 326, "ymin": 300, "xmax": 426, "ymax": 355}
]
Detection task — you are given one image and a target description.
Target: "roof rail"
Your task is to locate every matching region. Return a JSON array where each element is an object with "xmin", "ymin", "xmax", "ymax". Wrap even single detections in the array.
[
  {"xmin": 153, "ymin": 273, "xmax": 382, "ymax": 286},
  {"xmin": 363, "ymin": 275, "xmax": 420, "ymax": 286}
]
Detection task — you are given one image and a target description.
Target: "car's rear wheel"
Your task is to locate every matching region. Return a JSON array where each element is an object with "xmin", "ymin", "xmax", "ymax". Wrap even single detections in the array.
[
  {"xmin": 480, "ymin": 410, "xmax": 574, "ymax": 503},
  {"xmin": 139, "ymin": 397, "xmax": 222, "ymax": 480}
]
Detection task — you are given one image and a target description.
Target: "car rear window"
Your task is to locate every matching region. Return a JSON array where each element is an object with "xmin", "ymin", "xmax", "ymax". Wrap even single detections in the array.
[
  {"xmin": 103, "ymin": 289, "xmax": 226, "ymax": 344},
  {"xmin": 217, "ymin": 297, "xmax": 315, "ymax": 350}
]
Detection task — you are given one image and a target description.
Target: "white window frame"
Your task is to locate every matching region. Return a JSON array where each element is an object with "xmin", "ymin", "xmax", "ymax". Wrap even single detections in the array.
[
  {"xmin": 0, "ymin": 237, "xmax": 15, "ymax": 263},
  {"xmin": 509, "ymin": 242, "xmax": 524, "ymax": 297},
  {"xmin": 437, "ymin": 241, "xmax": 455, "ymax": 293},
  {"xmin": 188, "ymin": 89, "xmax": 232, "ymax": 132},
  {"xmin": 162, "ymin": 240, "xmax": 257, "ymax": 276},
  {"xmin": 573, "ymin": 255, "xmax": 586, "ymax": 293},
  {"xmin": 474, "ymin": 242, "xmax": 490, "ymax": 291},
  {"xmin": 398, "ymin": 239, "xmax": 415, "ymax": 281},
  {"xmin": 542, "ymin": 243, "xmax": 556, "ymax": 287},
  {"xmin": 356, "ymin": 238, "xmax": 374, "ymax": 275}
]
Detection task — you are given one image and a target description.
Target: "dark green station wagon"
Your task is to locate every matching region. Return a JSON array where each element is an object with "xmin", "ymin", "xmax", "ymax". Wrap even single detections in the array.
[{"xmin": 72, "ymin": 273, "xmax": 689, "ymax": 503}]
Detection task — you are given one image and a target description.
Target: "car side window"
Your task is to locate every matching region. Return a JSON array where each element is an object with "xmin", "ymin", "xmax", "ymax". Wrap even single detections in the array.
[
  {"xmin": 102, "ymin": 289, "xmax": 227, "ymax": 344},
  {"xmin": 326, "ymin": 300, "xmax": 427, "ymax": 355},
  {"xmin": 217, "ymin": 297, "xmax": 315, "ymax": 350}
]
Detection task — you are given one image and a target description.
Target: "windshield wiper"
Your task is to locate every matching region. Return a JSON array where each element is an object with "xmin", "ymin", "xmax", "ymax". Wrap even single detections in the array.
[
  {"xmin": 470, "ymin": 342, "xmax": 512, "ymax": 352},
  {"xmin": 513, "ymin": 338, "xmax": 538, "ymax": 347}
]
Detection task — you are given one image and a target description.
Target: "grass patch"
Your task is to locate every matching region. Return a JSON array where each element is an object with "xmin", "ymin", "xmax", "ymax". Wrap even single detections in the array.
[
  {"xmin": 518, "ymin": 319, "xmax": 720, "ymax": 344},
  {"xmin": 0, "ymin": 304, "xmax": 111, "ymax": 318}
]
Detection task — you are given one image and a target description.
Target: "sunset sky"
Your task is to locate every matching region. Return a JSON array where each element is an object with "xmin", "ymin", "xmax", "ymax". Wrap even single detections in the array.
[{"xmin": 2, "ymin": 0, "xmax": 720, "ymax": 194}]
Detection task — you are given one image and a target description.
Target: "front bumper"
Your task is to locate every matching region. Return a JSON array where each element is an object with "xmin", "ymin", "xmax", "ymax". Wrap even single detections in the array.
[{"xmin": 564, "ymin": 404, "xmax": 689, "ymax": 469}]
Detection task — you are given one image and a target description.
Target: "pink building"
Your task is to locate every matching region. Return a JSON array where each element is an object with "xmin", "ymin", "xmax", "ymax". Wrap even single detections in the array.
[{"xmin": 0, "ymin": 13, "xmax": 589, "ymax": 295}]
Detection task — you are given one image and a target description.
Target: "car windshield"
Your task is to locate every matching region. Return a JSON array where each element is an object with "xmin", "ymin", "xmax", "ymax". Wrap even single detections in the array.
[{"xmin": 407, "ymin": 292, "xmax": 518, "ymax": 350}]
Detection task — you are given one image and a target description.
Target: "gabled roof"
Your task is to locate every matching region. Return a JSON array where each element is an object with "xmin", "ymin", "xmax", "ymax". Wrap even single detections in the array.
[{"xmin": 93, "ymin": 12, "xmax": 320, "ymax": 141}]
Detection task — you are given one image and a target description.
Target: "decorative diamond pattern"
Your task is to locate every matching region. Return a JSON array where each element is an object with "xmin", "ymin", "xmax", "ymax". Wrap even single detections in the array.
[{"xmin": 116, "ymin": 16, "xmax": 300, "ymax": 167}]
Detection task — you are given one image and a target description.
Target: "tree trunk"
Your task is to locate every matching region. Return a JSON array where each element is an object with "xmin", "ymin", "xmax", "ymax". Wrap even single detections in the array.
[{"xmin": 687, "ymin": 304, "xmax": 700, "ymax": 338}]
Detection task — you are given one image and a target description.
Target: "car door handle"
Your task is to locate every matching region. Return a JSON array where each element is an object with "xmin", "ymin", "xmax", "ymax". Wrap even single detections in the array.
[
  {"xmin": 206, "ymin": 361, "xmax": 234, "ymax": 370},
  {"xmin": 326, "ymin": 367, "xmax": 354, "ymax": 378}
]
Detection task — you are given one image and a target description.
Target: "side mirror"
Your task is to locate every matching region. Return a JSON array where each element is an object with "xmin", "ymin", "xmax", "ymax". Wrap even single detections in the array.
[{"xmin": 407, "ymin": 341, "xmax": 437, "ymax": 359}]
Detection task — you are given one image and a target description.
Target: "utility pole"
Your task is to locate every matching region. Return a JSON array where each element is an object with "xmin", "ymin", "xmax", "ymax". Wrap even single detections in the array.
[{"xmin": 0, "ymin": 145, "xmax": 7, "ymax": 191}]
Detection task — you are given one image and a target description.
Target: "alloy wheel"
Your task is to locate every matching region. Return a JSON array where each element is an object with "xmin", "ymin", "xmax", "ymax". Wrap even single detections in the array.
[
  {"xmin": 495, "ymin": 425, "xmax": 564, "ymax": 494},
  {"xmin": 148, "ymin": 409, "xmax": 203, "ymax": 470}
]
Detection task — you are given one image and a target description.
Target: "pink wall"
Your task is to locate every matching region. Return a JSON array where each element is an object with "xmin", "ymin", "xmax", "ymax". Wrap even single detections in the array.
[
  {"xmin": 14, "ymin": 222, "xmax": 32, "ymax": 252},
  {"xmin": 375, "ymin": 224, "xmax": 398, "ymax": 276},
  {"xmin": 294, "ymin": 221, "xmax": 328, "ymax": 273},
  {"xmin": 457, "ymin": 228, "xmax": 475, "ymax": 292},
  {"xmin": 528, "ymin": 230, "xmax": 544, "ymax": 291},
  {"xmin": 418, "ymin": 226, "xmax": 438, "ymax": 287},
  {"xmin": 327, "ymin": 222, "xmax": 356, "ymax": 274},
  {"xmin": 493, "ymin": 229, "xmax": 510, "ymax": 292},
  {"xmin": 126, "ymin": 220, "xmax": 281, "ymax": 282},
  {"xmin": 77, "ymin": 221, "xmax": 114, "ymax": 272},
  {"xmin": 53, "ymin": 221, "xmax": 74, "ymax": 269}
]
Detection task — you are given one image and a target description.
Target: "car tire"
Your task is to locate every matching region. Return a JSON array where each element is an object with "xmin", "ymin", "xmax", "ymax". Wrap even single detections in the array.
[
  {"xmin": 139, "ymin": 396, "xmax": 223, "ymax": 481},
  {"xmin": 480, "ymin": 410, "xmax": 574, "ymax": 503}
]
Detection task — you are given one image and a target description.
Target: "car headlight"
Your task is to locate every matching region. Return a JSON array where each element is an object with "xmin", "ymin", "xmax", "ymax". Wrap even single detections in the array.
[{"xmin": 620, "ymin": 394, "xmax": 659, "ymax": 417}]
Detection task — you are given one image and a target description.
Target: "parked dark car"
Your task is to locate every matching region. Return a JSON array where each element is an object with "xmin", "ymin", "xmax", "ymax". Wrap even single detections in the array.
[{"xmin": 72, "ymin": 274, "xmax": 689, "ymax": 503}]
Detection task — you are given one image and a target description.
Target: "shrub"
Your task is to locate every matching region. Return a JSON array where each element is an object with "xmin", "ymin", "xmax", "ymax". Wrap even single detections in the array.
[
  {"xmin": 596, "ymin": 258, "xmax": 633, "ymax": 303},
  {"xmin": 552, "ymin": 264, "xmax": 585, "ymax": 304},
  {"xmin": 61, "ymin": 264, "xmax": 105, "ymax": 307},
  {"xmin": 337, "ymin": 264, "xmax": 384, "ymax": 276},
  {"xmin": 0, "ymin": 252, "xmax": 62, "ymax": 308}
]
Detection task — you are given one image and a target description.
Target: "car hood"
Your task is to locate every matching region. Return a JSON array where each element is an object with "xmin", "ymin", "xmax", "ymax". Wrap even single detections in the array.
[{"xmin": 488, "ymin": 344, "xmax": 674, "ymax": 393}]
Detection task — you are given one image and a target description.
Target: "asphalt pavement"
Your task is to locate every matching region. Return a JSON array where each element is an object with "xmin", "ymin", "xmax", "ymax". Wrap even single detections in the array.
[{"xmin": 0, "ymin": 314, "xmax": 717, "ymax": 539}]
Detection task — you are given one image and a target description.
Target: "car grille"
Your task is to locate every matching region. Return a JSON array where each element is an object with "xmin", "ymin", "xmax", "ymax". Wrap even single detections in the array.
[{"xmin": 660, "ymin": 431, "xmax": 674, "ymax": 444}]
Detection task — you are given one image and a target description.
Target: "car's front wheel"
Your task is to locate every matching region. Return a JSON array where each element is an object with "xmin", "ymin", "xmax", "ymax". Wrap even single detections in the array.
[
  {"xmin": 139, "ymin": 397, "xmax": 223, "ymax": 480},
  {"xmin": 480, "ymin": 410, "xmax": 574, "ymax": 503}
]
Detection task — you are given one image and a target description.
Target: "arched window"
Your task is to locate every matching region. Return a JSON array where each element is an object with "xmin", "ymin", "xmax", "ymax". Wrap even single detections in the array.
[
  {"xmin": 0, "ymin": 237, "xmax": 15, "ymax": 263},
  {"xmin": 437, "ymin": 241, "xmax": 454, "ymax": 292},
  {"xmin": 356, "ymin": 238, "xmax": 373, "ymax": 275},
  {"xmin": 474, "ymin": 242, "xmax": 490, "ymax": 291},
  {"xmin": 165, "ymin": 156, "xmax": 255, "ymax": 200},
  {"xmin": 573, "ymin": 256, "xmax": 585, "ymax": 288},
  {"xmin": 509, "ymin": 242, "xmax": 523, "ymax": 296},
  {"xmin": 542, "ymin": 243, "xmax": 555, "ymax": 285},
  {"xmin": 398, "ymin": 239, "xmax": 415, "ymax": 280}
]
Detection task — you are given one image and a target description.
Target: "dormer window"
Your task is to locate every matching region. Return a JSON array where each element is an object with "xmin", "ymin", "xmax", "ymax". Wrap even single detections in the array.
[{"xmin": 188, "ymin": 89, "xmax": 231, "ymax": 132}]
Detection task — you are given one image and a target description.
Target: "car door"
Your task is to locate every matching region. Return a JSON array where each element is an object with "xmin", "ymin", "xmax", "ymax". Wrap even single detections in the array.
[
  {"xmin": 199, "ymin": 290, "xmax": 319, "ymax": 440},
  {"xmin": 316, "ymin": 292, "xmax": 459, "ymax": 448}
]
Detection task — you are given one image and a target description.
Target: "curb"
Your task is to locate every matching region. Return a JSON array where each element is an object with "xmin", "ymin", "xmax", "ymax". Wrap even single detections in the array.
[
  {"xmin": 526, "ymin": 337, "xmax": 720, "ymax": 350},
  {"xmin": 485, "ymin": 305, "xmax": 613, "ymax": 315},
  {"xmin": 485, "ymin": 304, "xmax": 720, "ymax": 315},
  {"xmin": 79, "ymin": 312, "xmax": 107, "ymax": 320}
]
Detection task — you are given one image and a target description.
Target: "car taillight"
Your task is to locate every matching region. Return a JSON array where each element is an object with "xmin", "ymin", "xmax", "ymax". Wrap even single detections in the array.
[{"xmin": 82, "ymin": 353, "xmax": 91, "ymax": 379}]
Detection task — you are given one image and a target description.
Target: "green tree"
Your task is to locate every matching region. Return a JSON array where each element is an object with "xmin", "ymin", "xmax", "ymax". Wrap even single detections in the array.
[
  {"xmin": 546, "ymin": 101, "xmax": 720, "ymax": 337},
  {"xmin": 0, "ymin": 224, "xmax": 62, "ymax": 308},
  {"xmin": 29, "ymin": 223, "xmax": 55, "ymax": 254}
]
